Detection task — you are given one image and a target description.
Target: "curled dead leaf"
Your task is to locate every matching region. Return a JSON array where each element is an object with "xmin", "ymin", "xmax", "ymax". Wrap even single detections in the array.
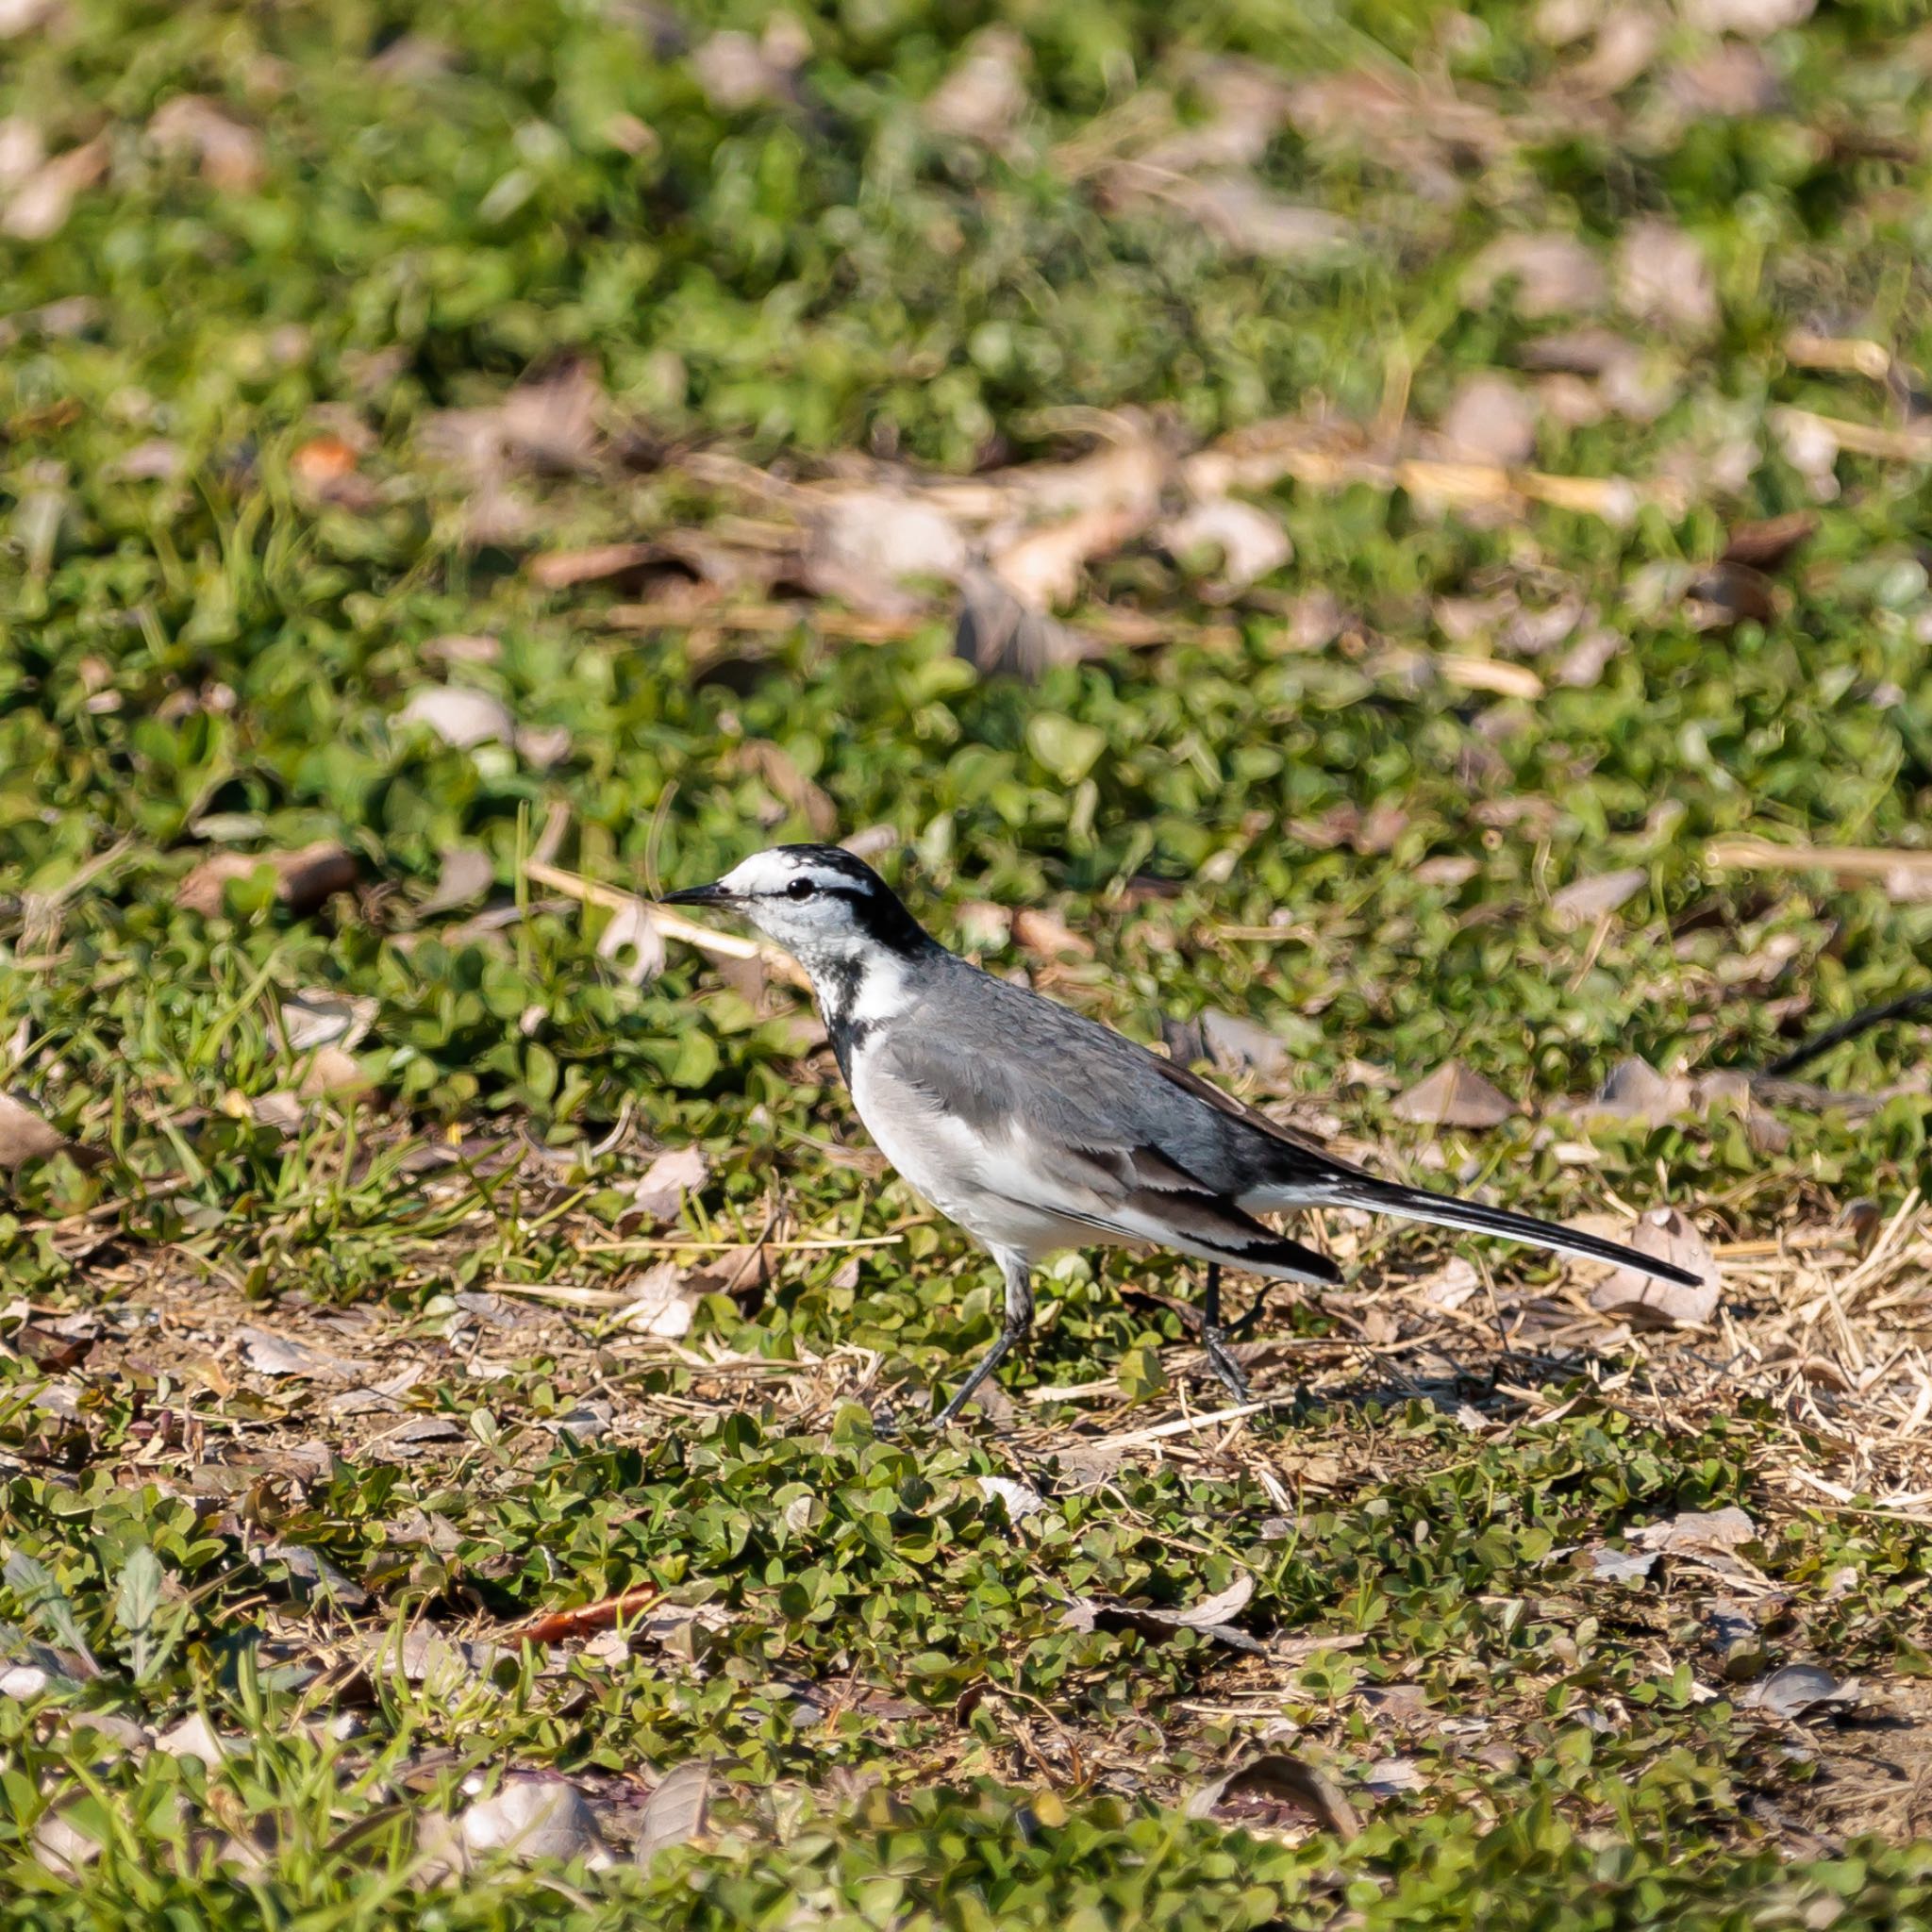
[{"xmin": 1186, "ymin": 1751, "xmax": 1360, "ymax": 1840}]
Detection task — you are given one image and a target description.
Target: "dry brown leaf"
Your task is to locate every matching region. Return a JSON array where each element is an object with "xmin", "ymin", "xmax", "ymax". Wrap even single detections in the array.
[
  {"xmin": 691, "ymin": 29, "xmax": 796, "ymax": 111},
  {"xmin": 622, "ymin": 1146, "xmax": 709, "ymax": 1229},
  {"xmin": 1588, "ymin": 1208, "xmax": 1720, "ymax": 1328},
  {"xmin": 1668, "ymin": 43, "xmax": 1781, "ymax": 118},
  {"xmin": 1392, "ymin": 1061, "xmax": 1516, "ymax": 1128},
  {"xmin": 1721, "ymin": 510, "xmax": 1818, "ymax": 572},
  {"xmin": 147, "ymin": 95, "xmax": 266, "ymax": 191},
  {"xmin": 0, "ymin": 118, "xmax": 45, "ymax": 192},
  {"xmin": 175, "ymin": 841, "xmax": 358, "ymax": 918},
  {"xmin": 0, "ymin": 1091, "xmax": 85, "ymax": 1173}
]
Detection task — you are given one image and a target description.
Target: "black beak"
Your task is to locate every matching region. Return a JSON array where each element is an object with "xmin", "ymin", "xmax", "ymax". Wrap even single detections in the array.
[{"xmin": 658, "ymin": 881, "xmax": 735, "ymax": 908}]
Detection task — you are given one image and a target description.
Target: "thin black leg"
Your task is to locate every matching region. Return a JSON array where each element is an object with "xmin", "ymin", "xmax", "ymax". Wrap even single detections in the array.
[
  {"xmin": 1198, "ymin": 1261, "xmax": 1253, "ymax": 1403},
  {"xmin": 933, "ymin": 1254, "xmax": 1034, "ymax": 1427}
]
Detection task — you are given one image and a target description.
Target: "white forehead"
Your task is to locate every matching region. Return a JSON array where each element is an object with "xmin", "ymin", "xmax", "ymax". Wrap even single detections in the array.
[{"xmin": 718, "ymin": 849, "xmax": 841, "ymax": 897}]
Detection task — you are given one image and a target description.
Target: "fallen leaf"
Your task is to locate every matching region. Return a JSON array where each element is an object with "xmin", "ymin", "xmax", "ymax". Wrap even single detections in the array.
[
  {"xmin": 1012, "ymin": 907, "xmax": 1095, "ymax": 959},
  {"xmin": 420, "ymin": 845, "xmax": 494, "ymax": 916},
  {"xmin": 1722, "ymin": 510, "xmax": 1819, "ymax": 573},
  {"xmin": 1392, "ymin": 1062, "xmax": 1516, "ymax": 1128},
  {"xmin": 1635, "ymin": 1507, "xmax": 1758, "ymax": 1557},
  {"xmin": 1669, "ymin": 43, "xmax": 1782, "ymax": 118},
  {"xmin": 991, "ymin": 503, "xmax": 1151, "ymax": 609},
  {"xmin": 31, "ymin": 1808, "xmax": 101, "ymax": 1879},
  {"xmin": 1186, "ymin": 1752, "xmax": 1361, "ymax": 1840},
  {"xmin": 1441, "ymin": 374, "xmax": 1538, "ymax": 465},
  {"xmin": 1063, "ymin": 1574, "xmax": 1261, "ymax": 1653},
  {"xmin": 954, "ymin": 901, "xmax": 1013, "ymax": 952},
  {"xmin": 924, "ymin": 26, "xmax": 1030, "ymax": 144},
  {"xmin": 691, "ymin": 30, "xmax": 796, "ymax": 111},
  {"xmin": 1156, "ymin": 174, "xmax": 1352, "ymax": 261},
  {"xmin": 238, "ymin": 1325, "xmax": 367, "ymax": 1381},
  {"xmin": 1463, "ymin": 232, "xmax": 1606, "ymax": 319},
  {"xmin": 1549, "ymin": 867, "xmax": 1647, "ymax": 926},
  {"xmin": 147, "ymin": 96, "xmax": 266, "ymax": 192},
  {"xmin": 1556, "ymin": 626, "xmax": 1623, "ymax": 687},
  {"xmin": 635, "ymin": 1760, "xmax": 715, "ymax": 1865},
  {"xmin": 397, "ymin": 685, "xmax": 514, "ymax": 750},
  {"xmin": 175, "ymin": 841, "xmax": 358, "ymax": 918},
  {"xmin": 280, "ymin": 990, "xmax": 376, "ymax": 1054},
  {"xmin": 2, "ymin": 140, "xmax": 108, "ymax": 242},
  {"xmin": 517, "ymin": 1584, "xmax": 662, "ymax": 1647},
  {"xmin": 0, "ymin": 1091, "xmax": 83, "ymax": 1173},
  {"xmin": 615, "ymin": 1263, "xmax": 696, "ymax": 1338},
  {"xmin": 460, "ymin": 1775, "xmax": 609, "ymax": 1866},
  {"xmin": 1566, "ymin": 8, "xmax": 1660, "ymax": 92},
  {"xmin": 156, "ymin": 1712, "xmax": 232, "ymax": 1764},
  {"xmin": 1585, "ymin": 1545, "xmax": 1659, "ymax": 1584},
  {"xmin": 525, "ymin": 542, "xmax": 663, "ymax": 591},
  {"xmin": 0, "ymin": 117, "xmax": 43, "ymax": 192},
  {"xmin": 622, "ymin": 1146, "xmax": 709, "ymax": 1228},
  {"xmin": 1195, "ymin": 1009, "xmax": 1290, "ymax": 1080},
  {"xmin": 976, "ymin": 1475, "xmax": 1047, "ymax": 1524},
  {"xmin": 1615, "ymin": 221, "xmax": 1718, "ymax": 335},
  {"xmin": 1682, "ymin": 0, "xmax": 1813, "ymax": 36},
  {"xmin": 1589, "ymin": 1057, "xmax": 1694, "ymax": 1124},
  {"xmin": 1740, "ymin": 1662, "xmax": 1857, "ymax": 1720},
  {"xmin": 1589, "ymin": 1208, "xmax": 1720, "ymax": 1328},
  {"xmin": 1158, "ymin": 496, "xmax": 1292, "ymax": 595}
]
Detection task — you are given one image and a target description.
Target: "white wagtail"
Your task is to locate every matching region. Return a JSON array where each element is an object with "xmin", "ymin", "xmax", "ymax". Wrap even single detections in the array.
[{"xmin": 663, "ymin": 844, "xmax": 1700, "ymax": 1424}]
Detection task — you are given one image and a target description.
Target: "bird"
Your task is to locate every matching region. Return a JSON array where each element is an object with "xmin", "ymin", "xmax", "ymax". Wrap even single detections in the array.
[{"xmin": 661, "ymin": 843, "xmax": 1702, "ymax": 1425}]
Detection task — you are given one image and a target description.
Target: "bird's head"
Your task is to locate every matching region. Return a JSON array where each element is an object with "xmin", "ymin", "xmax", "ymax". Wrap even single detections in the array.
[{"xmin": 660, "ymin": 844, "xmax": 929, "ymax": 960}]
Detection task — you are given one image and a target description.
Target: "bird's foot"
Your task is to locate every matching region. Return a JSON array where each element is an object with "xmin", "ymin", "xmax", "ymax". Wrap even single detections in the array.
[{"xmin": 1199, "ymin": 1330, "xmax": 1253, "ymax": 1406}]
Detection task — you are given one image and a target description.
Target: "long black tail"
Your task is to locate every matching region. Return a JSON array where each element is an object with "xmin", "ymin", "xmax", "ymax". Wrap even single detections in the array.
[{"xmin": 1318, "ymin": 1180, "xmax": 1702, "ymax": 1288}]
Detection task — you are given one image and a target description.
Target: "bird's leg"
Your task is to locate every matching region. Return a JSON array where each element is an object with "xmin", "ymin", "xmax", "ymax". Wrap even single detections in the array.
[
  {"xmin": 1198, "ymin": 1261, "xmax": 1253, "ymax": 1404},
  {"xmin": 934, "ymin": 1255, "xmax": 1034, "ymax": 1427}
]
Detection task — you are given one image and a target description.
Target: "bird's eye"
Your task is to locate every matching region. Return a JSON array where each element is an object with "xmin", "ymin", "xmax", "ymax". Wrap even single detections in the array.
[{"xmin": 785, "ymin": 877, "xmax": 817, "ymax": 901}]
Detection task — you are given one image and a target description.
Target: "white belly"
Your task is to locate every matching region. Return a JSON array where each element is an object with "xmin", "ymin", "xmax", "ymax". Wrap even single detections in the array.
[{"xmin": 847, "ymin": 1041, "xmax": 1089, "ymax": 1262}]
